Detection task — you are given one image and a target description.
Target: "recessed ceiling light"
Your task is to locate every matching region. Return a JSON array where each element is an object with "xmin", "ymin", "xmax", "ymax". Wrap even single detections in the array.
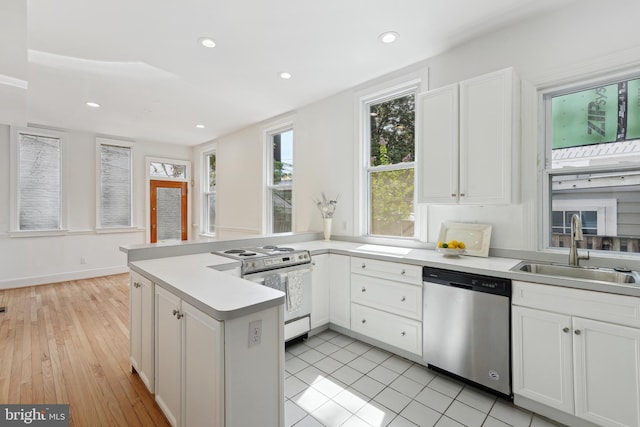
[
  {"xmin": 86, "ymin": 101, "xmax": 101, "ymax": 108},
  {"xmin": 195, "ymin": 124, "xmax": 205, "ymax": 129},
  {"xmin": 280, "ymin": 72, "xmax": 292, "ymax": 80},
  {"xmin": 199, "ymin": 37, "xmax": 216, "ymax": 48},
  {"xmin": 378, "ymin": 31, "xmax": 399, "ymax": 44}
]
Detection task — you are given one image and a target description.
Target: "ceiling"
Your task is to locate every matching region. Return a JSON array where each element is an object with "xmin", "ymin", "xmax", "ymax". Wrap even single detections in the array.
[{"xmin": 21, "ymin": 0, "xmax": 577, "ymax": 146}]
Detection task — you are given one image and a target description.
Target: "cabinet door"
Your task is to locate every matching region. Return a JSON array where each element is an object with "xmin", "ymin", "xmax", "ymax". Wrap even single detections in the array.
[
  {"xmin": 329, "ymin": 254, "xmax": 350, "ymax": 329},
  {"xmin": 139, "ymin": 277, "xmax": 154, "ymax": 392},
  {"xmin": 130, "ymin": 272, "xmax": 143, "ymax": 372},
  {"xmin": 310, "ymin": 254, "xmax": 329, "ymax": 329},
  {"xmin": 155, "ymin": 286, "xmax": 182, "ymax": 427},
  {"xmin": 573, "ymin": 317, "xmax": 640, "ymax": 427},
  {"xmin": 512, "ymin": 306, "xmax": 574, "ymax": 413},
  {"xmin": 417, "ymin": 84, "xmax": 459, "ymax": 203},
  {"xmin": 182, "ymin": 301, "xmax": 224, "ymax": 427},
  {"xmin": 459, "ymin": 68, "xmax": 517, "ymax": 204}
]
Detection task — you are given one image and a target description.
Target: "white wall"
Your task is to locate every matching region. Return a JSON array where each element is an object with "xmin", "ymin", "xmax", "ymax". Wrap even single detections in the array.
[
  {"xmin": 0, "ymin": 124, "xmax": 192, "ymax": 288},
  {"xmin": 204, "ymin": 0, "xmax": 640, "ymax": 251}
]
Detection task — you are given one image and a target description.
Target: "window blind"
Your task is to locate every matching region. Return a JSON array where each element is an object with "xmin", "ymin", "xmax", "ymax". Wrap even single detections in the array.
[
  {"xmin": 100, "ymin": 144, "xmax": 132, "ymax": 227},
  {"xmin": 19, "ymin": 134, "xmax": 61, "ymax": 230}
]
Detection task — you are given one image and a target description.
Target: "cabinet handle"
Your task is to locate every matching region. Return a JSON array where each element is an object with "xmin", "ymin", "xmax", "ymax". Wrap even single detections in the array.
[
  {"xmin": 134, "ymin": 282, "xmax": 140, "ymax": 288},
  {"xmin": 401, "ymin": 296, "xmax": 406, "ymax": 302},
  {"xmin": 172, "ymin": 309, "xmax": 179, "ymax": 317},
  {"xmin": 451, "ymin": 193, "xmax": 457, "ymax": 197},
  {"xmin": 574, "ymin": 329, "xmax": 581, "ymax": 335},
  {"xmin": 361, "ymin": 319, "xmax": 366, "ymax": 324},
  {"xmin": 312, "ymin": 262, "xmax": 316, "ymax": 266},
  {"xmin": 176, "ymin": 312, "xmax": 184, "ymax": 319},
  {"xmin": 401, "ymin": 331, "xmax": 406, "ymax": 336},
  {"xmin": 401, "ymin": 269, "xmax": 406, "ymax": 275},
  {"xmin": 563, "ymin": 327, "xmax": 570, "ymax": 333},
  {"xmin": 460, "ymin": 193, "xmax": 465, "ymax": 197},
  {"xmin": 361, "ymin": 264, "xmax": 366, "ymax": 269},
  {"xmin": 361, "ymin": 287, "xmax": 366, "ymax": 292}
]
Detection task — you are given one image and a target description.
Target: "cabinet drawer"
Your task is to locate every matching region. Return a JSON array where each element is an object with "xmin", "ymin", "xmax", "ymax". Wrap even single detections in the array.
[
  {"xmin": 351, "ymin": 257, "xmax": 421, "ymax": 285},
  {"xmin": 513, "ymin": 281, "xmax": 640, "ymax": 328},
  {"xmin": 350, "ymin": 303, "xmax": 422, "ymax": 355},
  {"xmin": 351, "ymin": 275, "xmax": 422, "ymax": 320}
]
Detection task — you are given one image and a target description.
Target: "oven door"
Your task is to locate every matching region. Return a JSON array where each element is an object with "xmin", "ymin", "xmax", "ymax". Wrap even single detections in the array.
[{"xmin": 243, "ymin": 264, "xmax": 312, "ymax": 323}]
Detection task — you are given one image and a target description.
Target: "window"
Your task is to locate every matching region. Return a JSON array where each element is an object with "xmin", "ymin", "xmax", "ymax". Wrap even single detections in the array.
[
  {"xmin": 544, "ymin": 75, "xmax": 640, "ymax": 254},
  {"xmin": 364, "ymin": 91, "xmax": 416, "ymax": 238},
  {"xmin": 267, "ymin": 127, "xmax": 293, "ymax": 233},
  {"xmin": 16, "ymin": 131, "xmax": 62, "ymax": 231},
  {"xmin": 99, "ymin": 142, "xmax": 132, "ymax": 228},
  {"xmin": 150, "ymin": 161, "xmax": 186, "ymax": 179},
  {"xmin": 204, "ymin": 152, "xmax": 216, "ymax": 235}
]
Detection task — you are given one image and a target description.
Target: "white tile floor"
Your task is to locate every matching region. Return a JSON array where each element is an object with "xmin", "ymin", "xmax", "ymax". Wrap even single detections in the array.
[{"xmin": 285, "ymin": 330, "xmax": 564, "ymax": 427}]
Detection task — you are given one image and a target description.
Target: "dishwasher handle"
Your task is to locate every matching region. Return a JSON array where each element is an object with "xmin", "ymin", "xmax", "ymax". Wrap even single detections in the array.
[{"xmin": 447, "ymin": 281, "xmax": 473, "ymax": 290}]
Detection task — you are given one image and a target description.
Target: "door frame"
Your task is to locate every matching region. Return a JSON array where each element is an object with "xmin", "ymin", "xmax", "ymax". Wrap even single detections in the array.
[
  {"xmin": 145, "ymin": 157, "xmax": 191, "ymax": 243},
  {"xmin": 150, "ymin": 180, "xmax": 188, "ymax": 243}
]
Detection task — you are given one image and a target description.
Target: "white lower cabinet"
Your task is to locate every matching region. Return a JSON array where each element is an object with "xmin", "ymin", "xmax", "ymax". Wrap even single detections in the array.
[
  {"xmin": 329, "ymin": 254, "xmax": 351, "ymax": 329},
  {"xmin": 513, "ymin": 281, "xmax": 640, "ymax": 427},
  {"xmin": 349, "ymin": 257, "xmax": 422, "ymax": 355},
  {"xmin": 155, "ymin": 285, "xmax": 224, "ymax": 427},
  {"xmin": 310, "ymin": 253, "xmax": 329, "ymax": 329},
  {"xmin": 129, "ymin": 270, "xmax": 154, "ymax": 392}
]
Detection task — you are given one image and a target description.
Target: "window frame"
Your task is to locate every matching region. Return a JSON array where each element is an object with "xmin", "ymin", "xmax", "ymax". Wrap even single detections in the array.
[
  {"xmin": 202, "ymin": 150, "xmax": 217, "ymax": 236},
  {"xmin": 541, "ymin": 71, "xmax": 640, "ymax": 254},
  {"xmin": 10, "ymin": 126, "xmax": 67, "ymax": 236},
  {"xmin": 95, "ymin": 137, "xmax": 134, "ymax": 231},
  {"xmin": 358, "ymin": 80, "xmax": 421, "ymax": 239},
  {"xmin": 263, "ymin": 119, "xmax": 295, "ymax": 235}
]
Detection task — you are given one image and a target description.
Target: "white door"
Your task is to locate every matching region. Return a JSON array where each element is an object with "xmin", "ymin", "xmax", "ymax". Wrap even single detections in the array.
[
  {"xmin": 182, "ymin": 301, "xmax": 224, "ymax": 427},
  {"xmin": 155, "ymin": 286, "xmax": 182, "ymax": 427},
  {"xmin": 512, "ymin": 306, "xmax": 574, "ymax": 413},
  {"xmin": 310, "ymin": 254, "xmax": 329, "ymax": 329},
  {"xmin": 417, "ymin": 84, "xmax": 459, "ymax": 203},
  {"xmin": 573, "ymin": 317, "xmax": 640, "ymax": 427},
  {"xmin": 329, "ymin": 254, "xmax": 351, "ymax": 329}
]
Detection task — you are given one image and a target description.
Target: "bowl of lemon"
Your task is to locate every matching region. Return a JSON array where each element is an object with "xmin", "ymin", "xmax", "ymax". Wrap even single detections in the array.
[{"xmin": 436, "ymin": 240, "xmax": 466, "ymax": 257}]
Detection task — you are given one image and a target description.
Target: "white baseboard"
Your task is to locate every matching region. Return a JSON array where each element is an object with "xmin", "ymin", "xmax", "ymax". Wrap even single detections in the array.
[{"xmin": 0, "ymin": 265, "xmax": 130, "ymax": 290}]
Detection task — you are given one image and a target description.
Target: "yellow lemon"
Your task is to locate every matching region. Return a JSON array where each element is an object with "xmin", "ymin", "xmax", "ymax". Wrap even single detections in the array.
[
  {"xmin": 458, "ymin": 242, "xmax": 466, "ymax": 249},
  {"xmin": 437, "ymin": 241, "xmax": 443, "ymax": 248}
]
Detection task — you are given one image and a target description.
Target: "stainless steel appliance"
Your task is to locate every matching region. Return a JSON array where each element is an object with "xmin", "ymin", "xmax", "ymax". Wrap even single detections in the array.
[
  {"xmin": 422, "ymin": 266, "xmax": 512, "ymax": 399},
  {"xmin": 216, "ymin": 245, "xmax": 312, "ymax": 342}
]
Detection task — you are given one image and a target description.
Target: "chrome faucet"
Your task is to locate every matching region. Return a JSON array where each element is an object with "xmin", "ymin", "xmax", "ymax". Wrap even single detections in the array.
[{"xmin": 568, "ymin": 214, "xmax": 589, "ymax": 266}]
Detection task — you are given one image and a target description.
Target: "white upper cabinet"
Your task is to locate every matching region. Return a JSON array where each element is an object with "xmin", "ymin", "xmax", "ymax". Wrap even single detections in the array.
[{"xmin": 418, "ymin": 68, "xmax": 519, "ymax": 204}]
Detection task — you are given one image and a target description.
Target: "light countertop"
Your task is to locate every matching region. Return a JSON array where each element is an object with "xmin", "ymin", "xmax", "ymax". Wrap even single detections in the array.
[{"xmin": 129, "ymin": 240, "xmax": 640, "ymax": 322}]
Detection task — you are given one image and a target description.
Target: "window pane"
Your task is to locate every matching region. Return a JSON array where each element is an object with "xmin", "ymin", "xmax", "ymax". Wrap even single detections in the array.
[
  {"xmin": 206, "ymin": 192, "xmax": 216, "ymax": 234},
  {"xmin": 273, "ymin": 130, "xmax": 293, "ymax": 185},
  {"xmin": 370, "ymin": 169, "xmax": 414, "ymax": 237},
  {"xmin": 150, "ymin": 161, "xmax": 186, "ymax": 179},
  {"xmin": 549, "ymin": 170, "xmax": 640, "ymax": 253},
  {"xmin": 369, "ymin": 94, "xmax": 415, "ymax": 167},
  {"xmin": 156, "ymin": 187, "xmax": 182, "ymax": 241},
  {"xmin": 19, "ymin": 134, "xmax": 61, "ymax": 230},
  {"xmin": 100, "ymin": 145, "xmax": 131, "ymax": 227},
  {"xmin": 272, "ymin": 189, "xmax": 292, "ymax": 233},
  {"xmin": 207, "ymin": 154, "xmax": 216, "ymax": 191}
]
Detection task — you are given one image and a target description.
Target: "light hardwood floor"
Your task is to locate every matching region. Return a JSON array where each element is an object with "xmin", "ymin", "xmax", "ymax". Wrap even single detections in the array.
[{"xmin": 0, "ymin": 274, "xmax": 170, "ymax": 426}]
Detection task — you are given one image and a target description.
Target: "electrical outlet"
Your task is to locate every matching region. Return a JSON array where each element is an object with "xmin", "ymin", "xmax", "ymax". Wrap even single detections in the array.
[{"xmin": 248, "ymin": 320, "xmax": 262, "ymax": 347}]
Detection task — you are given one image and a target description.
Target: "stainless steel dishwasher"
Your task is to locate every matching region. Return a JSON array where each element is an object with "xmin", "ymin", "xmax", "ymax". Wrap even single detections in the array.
[{"xmin": 423, "ymin": 266, "xmax": 512, "ymax": 399}]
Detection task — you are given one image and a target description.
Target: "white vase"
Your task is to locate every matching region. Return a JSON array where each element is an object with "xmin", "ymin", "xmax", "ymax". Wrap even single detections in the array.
[{"xmin": 323, "ymin": 218, "xmax": 332, "ymax": 241}]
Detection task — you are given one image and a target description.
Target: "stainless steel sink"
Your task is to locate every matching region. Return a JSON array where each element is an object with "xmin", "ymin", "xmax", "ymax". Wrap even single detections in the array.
[{"xmin": 511, "ymin": 261, "xmax": 640, "ymax": 284}]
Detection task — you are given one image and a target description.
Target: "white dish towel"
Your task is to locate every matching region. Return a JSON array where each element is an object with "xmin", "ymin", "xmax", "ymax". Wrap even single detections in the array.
[{"xmin": 286, "ymin": 270, "xmax": 304, "ymax": 312}]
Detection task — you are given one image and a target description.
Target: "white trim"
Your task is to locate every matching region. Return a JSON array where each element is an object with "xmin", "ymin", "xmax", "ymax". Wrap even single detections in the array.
[
  {"xmin": 0, "ymin": 265, "xmax": 130, "ymax": 290},
  {"xmin": 95, "ymin": 137, "xmax": 134, "ymax": 229},
  {"xmin": 145, "ymin": 156, "xmax": 192, "ymax": 243},
  {"xmin": 354, "ymin": 69, "xmax": 427, "ymax": 239},
  {"xmin": 534, "ymin": 57, "xmax": 640, "ymax": 255},
  {"xmin": 202, "ymin": 149, "xmax": 217, "ymax": 237},
  {"xmin": 262, "ymin": 117, "xmax": 295, "ymax": 235},
  {"xmin": 10, "ymin": 126, "xmax": 67, "ymax": 233}
]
